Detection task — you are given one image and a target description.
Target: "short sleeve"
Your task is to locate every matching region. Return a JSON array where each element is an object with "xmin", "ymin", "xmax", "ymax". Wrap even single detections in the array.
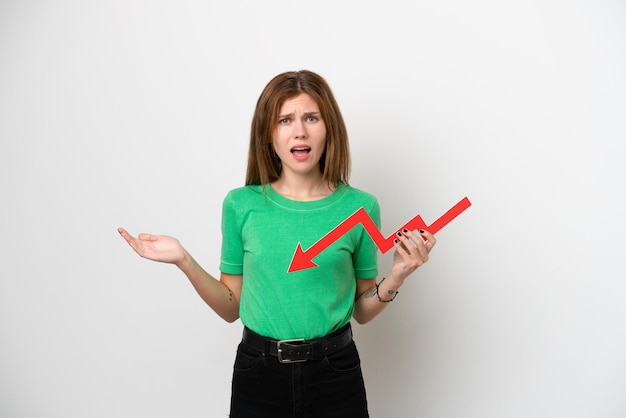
[
  {"xmin": 353, "ymin": 198, "xmax": 380, "ymax": 279},
  {"xmin": 219, "ymin": 191, "xmax": 244, "ymax": 275}
]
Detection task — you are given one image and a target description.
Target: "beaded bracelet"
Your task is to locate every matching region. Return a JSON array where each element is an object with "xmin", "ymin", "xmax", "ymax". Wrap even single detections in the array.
[{"xmin": 375, "ymin": 277, "xmax": 398, "ymax": 302}]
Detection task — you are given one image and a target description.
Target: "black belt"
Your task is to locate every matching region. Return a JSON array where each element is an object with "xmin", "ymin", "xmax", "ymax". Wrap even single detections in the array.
[{"xmin": 241, "ymin": 323, "xmax": 353, "ymax": 363}]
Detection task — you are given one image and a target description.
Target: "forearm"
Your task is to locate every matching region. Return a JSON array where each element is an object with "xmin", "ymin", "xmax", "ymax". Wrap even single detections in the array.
[
  {"xmin": 176, "ymin": 250, "xmax": 240, "ymax": 323},
  {"xmin": 352, "ymin": 274, "xmax": 405, "ymax": 324}
]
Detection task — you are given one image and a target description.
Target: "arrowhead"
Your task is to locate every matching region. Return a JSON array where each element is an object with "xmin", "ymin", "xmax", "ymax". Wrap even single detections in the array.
[{"xmin": 288, "ymin": 243, "xmax": 318, "ymax": 273}]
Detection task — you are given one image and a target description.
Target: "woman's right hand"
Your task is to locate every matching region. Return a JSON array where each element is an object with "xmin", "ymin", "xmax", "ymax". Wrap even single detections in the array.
[{"xmin": 117, "ymin": 227, "xmax": 185, "ymax": 265}]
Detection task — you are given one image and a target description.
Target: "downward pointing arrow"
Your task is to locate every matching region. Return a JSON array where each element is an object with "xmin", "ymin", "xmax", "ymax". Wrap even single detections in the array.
[{"xmin": 288, "ymin": 197, "xmax": 471, "ymax": 273}]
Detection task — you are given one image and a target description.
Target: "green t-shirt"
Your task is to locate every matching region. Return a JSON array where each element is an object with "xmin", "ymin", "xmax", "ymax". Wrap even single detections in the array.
[{"xmin": 219, "ymin": 183, "xmax": 380, "ymax": 340}]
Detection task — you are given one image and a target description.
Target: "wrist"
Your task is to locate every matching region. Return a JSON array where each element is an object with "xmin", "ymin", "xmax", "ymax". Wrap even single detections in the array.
[
  {"xmin": 175, "ymin": 249, "xmax": 193, "ymax": 270},
  {"xmin": 385, "ymin": 273, "xmax": 406, "ymax": 286},
  {"xmin": 375, "ymin": 276, "xmax": 403, "ymax": 303}
]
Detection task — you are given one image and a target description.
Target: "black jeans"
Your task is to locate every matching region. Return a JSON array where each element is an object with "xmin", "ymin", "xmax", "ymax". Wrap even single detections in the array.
[{"xmin": 229, "ymin": 330, "xmax": 369, "ymax": 417}]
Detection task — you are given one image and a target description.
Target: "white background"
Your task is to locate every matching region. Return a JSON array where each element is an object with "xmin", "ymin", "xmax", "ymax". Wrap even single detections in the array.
[{"xmin": 1, "ymin": 1, "xmax": 625, "ymax": 417}]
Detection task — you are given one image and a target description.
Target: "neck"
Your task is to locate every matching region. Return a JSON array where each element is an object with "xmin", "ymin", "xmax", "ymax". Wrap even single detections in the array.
[{"xmin": 271, "ymin": 173, "xmax": 335, "ymax": 201}]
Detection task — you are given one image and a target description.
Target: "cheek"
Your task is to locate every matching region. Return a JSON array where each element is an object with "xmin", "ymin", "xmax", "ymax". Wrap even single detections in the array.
[
  {"xmin": 320, "ymin": 136, "xmax": 328, "ymax": 153},
  {"xmin": 315, "ymin": 126, "xmax": 328, "ymax": 151},
  {"xmin": 270, "ymin": 134, "xmax": 282, "ymax": 153},
  {"xmin": 271, "ymin": 129, "xmax": 288, "ymax": 151}
]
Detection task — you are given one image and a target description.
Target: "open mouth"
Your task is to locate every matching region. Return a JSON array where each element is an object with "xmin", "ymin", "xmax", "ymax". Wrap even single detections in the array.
[{"xmin": 290, "ymin": 147, "xmax": 311, "ymax": 157}]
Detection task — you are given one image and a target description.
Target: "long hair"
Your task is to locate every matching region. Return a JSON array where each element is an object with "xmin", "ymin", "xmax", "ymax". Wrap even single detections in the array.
[{"xmin": 245, "ymin": 70, "xmax": 351, "ymax": 187}]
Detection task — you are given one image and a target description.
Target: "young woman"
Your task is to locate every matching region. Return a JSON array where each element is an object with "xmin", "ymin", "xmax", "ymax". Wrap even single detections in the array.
[{"xmin": 118, "ymin": 70, "xmax": 436, "ymax": 417}]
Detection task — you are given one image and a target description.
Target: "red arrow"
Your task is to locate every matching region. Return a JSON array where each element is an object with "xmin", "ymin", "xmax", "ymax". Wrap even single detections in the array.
[{"xmin": 288, "ymin": 197, "xmax": 471, "ymax": 273}]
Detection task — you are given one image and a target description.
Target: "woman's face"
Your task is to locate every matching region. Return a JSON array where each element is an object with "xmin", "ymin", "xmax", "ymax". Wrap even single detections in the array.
[{"xmin": 272, "ymin": 93, "xmax": 327, "ymax": 179}]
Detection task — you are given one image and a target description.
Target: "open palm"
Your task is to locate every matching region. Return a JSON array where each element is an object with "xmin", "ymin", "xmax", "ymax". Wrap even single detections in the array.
[{"xmin": 118, "ymin": 227, "xmax": 185, "ymax": 264}]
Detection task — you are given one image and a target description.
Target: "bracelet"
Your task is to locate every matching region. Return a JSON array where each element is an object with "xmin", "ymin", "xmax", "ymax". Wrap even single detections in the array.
[{"xmin": 375, "ymin": 277, "xmax": 398, "ymax": 302}]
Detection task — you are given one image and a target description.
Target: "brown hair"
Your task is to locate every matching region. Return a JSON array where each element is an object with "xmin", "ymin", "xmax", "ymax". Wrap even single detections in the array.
[{"xmin": 245, "ymin": 70, "xmax": 351, "ymax": 187}]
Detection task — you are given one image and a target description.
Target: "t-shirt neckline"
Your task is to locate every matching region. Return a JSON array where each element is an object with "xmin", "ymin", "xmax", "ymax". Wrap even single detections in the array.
[{"xmin": 264, "ymin": 183, "xmax": 348, "ymax": 210}]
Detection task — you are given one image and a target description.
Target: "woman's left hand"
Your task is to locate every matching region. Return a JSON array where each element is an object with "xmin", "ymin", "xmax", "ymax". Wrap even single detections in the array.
[{"xmin": 390, "ymin": 229, "xmax": 436, "ymax": 281}]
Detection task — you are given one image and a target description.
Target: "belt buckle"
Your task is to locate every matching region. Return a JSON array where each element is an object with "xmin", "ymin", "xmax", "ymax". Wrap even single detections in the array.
[{"xmin": 277, "ymin": 338, "xmax": 310, "ymax": 363}]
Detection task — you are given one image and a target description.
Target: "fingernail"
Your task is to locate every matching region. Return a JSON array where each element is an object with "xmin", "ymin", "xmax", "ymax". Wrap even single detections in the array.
[
  {"xmin": 403, "ymin": 228, "xmax": 408, "ymax": 233},
  {"xmin": 419, "ymin": 230, "xmax": 425, "ymax": 233},
  {"xmin": 394, "ymin": 239, "xmax": 399, "ymax": 244},
  {"xmin": 397, "ymin": 232, "xmax": 402, "ymax": 237}
]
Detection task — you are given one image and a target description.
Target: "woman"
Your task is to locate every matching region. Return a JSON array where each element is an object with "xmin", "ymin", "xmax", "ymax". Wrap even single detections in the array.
[{"xmin": 118, "ymin": 70, "xmax": 436, "ymax": 417}]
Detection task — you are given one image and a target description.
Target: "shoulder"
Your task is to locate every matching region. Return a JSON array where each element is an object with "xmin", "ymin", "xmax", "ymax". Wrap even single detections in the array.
[
  {"xmin": 222, "ymin": 185, "xmax": 265, "ymax": 209},
  {"xmin": 341, "ymin": 184, "xmax": 377, "ymax": 200},
  {"xmin": 340, "ymin": 184, "xmax": 379, "ymax": 208},
  {"xmin": 224, "ymin": 185, "xmax": 264, "ymax": 201}
]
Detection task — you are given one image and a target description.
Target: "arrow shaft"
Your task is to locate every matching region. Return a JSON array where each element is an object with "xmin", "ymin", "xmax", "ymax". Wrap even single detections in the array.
[
  {"xmin": 304, "ymin": 208, "xmax": 369, "ymax": 259},
  {"xmin": 300, "ymin": 197, "xmax": 471, "ymax": 259},
  {"xmin": 426, "ymin": 197, "xmax": 472, "ymax": 235}
]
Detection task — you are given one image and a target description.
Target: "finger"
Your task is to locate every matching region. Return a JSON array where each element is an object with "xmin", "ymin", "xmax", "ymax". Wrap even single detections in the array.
[
  {"xmin": 395, "ymin": 233, "xmax": 426, "ymax": 265},
  {"xmin": 395, "ymin": 231, "xmax": 415, "ymax": 253},
  {"xmin": 393, "ymin": 236, "xmax": 426, "ymax": 272},
  {"xmin": 419, "ymin": 230, "xmax": 437, "ymax": 250},
  {"xmin": 398, "ymin": 229, "xmax": 424, "ymax": 253},
  {"xmin": 117, "ymin": 227, "xmax": 135, "ymax": 243},
  {"xmin": 138, "ymin": 233, "xmax": 158, "ymax": 242},
  {"xmin": 398, "ymin": 230, "xmax": 430, "ymax": 262},
  {"xmin": 407, "ymin": 233, "xmax": 429, "ymax": 262},
  {"xmin": 405, "ymin": 229, "xmax": 432, "ymax": 248},
  {"xmin": 393, "ymin": 237, "xmax": 411, "ymax": 257},
  {"xmin": 118, "ymin": 228, "xmax": 148, "ymax": 256}
]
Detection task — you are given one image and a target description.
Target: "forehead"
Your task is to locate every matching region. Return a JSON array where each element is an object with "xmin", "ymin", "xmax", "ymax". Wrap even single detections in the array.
[{"xmin": 278, "ymin": 93, "xmax": 320, "ymax": 113}]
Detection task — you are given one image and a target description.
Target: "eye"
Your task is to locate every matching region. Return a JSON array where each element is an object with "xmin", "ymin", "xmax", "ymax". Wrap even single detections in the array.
[
  {"xmin": 306, "ymin": 115, "xmax": 318, "ymax": 122},
  {"xmin": 278, "ymin": 118, "xmax": 291, "ymax": 124}
]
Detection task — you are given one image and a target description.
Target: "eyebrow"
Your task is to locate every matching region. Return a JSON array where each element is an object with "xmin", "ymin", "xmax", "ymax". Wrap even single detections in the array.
[{"xmin": 277, "ymin": 111, "xmax": 321, "ymax": 119}]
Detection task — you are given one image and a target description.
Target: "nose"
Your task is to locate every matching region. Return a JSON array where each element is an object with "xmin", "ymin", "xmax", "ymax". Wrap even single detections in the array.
[{"xmin": 293, "ymin": 119, "xmax": 307, "ymax": 139}]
